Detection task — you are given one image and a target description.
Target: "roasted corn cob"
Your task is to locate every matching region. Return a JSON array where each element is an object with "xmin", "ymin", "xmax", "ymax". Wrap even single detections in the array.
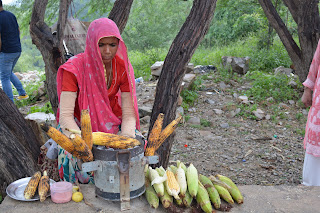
[
  {"xmin": 38, "ymin": 171, "xmax": 50, "ymax": 202},
  {"xmin": 80, "ymin": 109, "xmax": 93, "ymax": 150},
  {"xmin": 24, "ymin": 171, "xmax": 41, "ymax": 200}
]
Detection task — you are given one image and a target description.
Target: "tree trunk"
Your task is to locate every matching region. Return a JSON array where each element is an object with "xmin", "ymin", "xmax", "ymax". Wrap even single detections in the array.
[
  {"xmin": 30, "ymin": 0, "xmax": 71, "ymax": 116},
  {"xmin": 148, "ymin": 0, "xmax": 217, "ymax": 168},
  {"xmin": 108, "ymin": 0, "xmax": 134, "ymax": 34},
  {"xmin": 258, "ymin": 0, "xmax": 320, "ymax": 82},
  {"xmin": 0, "ymin": 89, "xmax": 41, "ymax": 195}
]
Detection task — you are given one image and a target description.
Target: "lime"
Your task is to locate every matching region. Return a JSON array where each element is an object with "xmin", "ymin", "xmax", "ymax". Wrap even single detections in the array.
[{"xmin": 72, "ymin": 192, "xmax": 83, "ymax": 202}]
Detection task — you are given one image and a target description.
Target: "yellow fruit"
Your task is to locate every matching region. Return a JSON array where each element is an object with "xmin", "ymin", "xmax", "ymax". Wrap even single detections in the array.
[
  {"xmin": 72, "ymin": 192, "xmax": 83, "ymax": 202},
  {"xmin": 72, "ymin": 186, "xmax": 79, "ymax": 193}
]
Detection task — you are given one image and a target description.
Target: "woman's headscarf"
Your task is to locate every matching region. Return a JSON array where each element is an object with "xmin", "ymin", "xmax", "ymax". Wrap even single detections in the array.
[{"xmin": 57, "ymin": 18, "xmax": 140, "ymax": 133}]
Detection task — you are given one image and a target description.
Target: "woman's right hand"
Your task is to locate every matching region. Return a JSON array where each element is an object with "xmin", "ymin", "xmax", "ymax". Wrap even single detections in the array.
[{"xmin": 301, "ymin": 87, "xmax": 312, "ymax": 107}]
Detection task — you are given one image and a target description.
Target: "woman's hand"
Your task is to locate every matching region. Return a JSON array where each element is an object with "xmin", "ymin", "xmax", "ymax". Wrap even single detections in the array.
[{"xmin": 301, "ymin": 87, "xmax": 312, "ymax": 108}]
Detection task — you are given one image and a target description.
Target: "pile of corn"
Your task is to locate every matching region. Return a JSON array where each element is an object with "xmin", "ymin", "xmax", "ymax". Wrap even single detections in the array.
[
  {"xmin": 144, "ymin": 160, "xmax": 243, "ymax": 213},
  {"xmin": 24, "ymin": 171, "xmax": 50, "ymax": 202}
]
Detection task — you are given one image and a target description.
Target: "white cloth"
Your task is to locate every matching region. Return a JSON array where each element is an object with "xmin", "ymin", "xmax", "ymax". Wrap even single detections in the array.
[{"xmin": 302, "ymin": 151, "xmax": 320, "ymax": 186}]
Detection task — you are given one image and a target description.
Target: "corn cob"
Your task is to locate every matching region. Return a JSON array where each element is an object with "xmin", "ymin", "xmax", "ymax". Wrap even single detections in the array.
[
  {"xmin": 176, "ymin": 160, "xmax": 187, "ymax": 173},
  {"xmin": 38, "ymin": 171, "xmax": 50, "ymax": 202},
  {"xmin": 176, "ymin": 165, "xmax": 187, "ymax": 197},
  {"xmin": 174, "ymin": 195, "xmax": 184, "ymax": 207},
  {"xmin": 155, "ymin": 166, "xmax": 166, "ymax": 177},
  {"xmin": 216, "ymin": 174, "xmax": 243, "ymax": 204},
  {"xmin": 213, "ymin": 184, "xmax": 234, "ymax": 204},
  {"xmin": 160, "ymin": 187, "xmax": 173, "ymax": 208},
  {"xmin": 69, "ymin": 134, "xmax": 94, "ymax": 162},
  {"xmin": 182, "ymin": 190, "xmax": 193, "ymax": 208},
  {"xmin": 66, "ymin": 128, "xmax": 141, "ymax": 149},
  {"xmin": 24, "ymin": 171, "xmax": 41, "ymax": 199},
  {"xmin": 42, "ymin": 124, "xmax": 79, "ymax": 157},
  {"xmin": 165, "ymin": 170, "xmax": 180, "ymax": 200},
  {"xmin": 145, "ymin": 113, "xmax": 164, "ymax": 156},
  {"xmin": 196, "ymin": 181, "xmax": 214, "ymax": 213},
  {"xmin": 169, "ymin": 165, "xmax": 178, "ymax": 174},
  {"xmin": 149, "ymin": 167, "xmax": 165, "ymax": 197},
  {"xmin": 145, "ymin": 179, "xmax": 159, "ymax": 208},
  {"xmin": 144, "ymin": 164, "xmax": 150, "ymax": 179},
  {"xmin": 81, "ymin": 109, "xmax": 93, "ymax": 150},
  {"xmin": 186, "ymin": 163, "xmax": 198, "ymax": 198},
  {"xmin": 155, "ymin": 116, "xmax": 182, "ymax": 150},
  {"xmin": 199, "ymin": 174, "xmax": 221, "ymax": 209},
  {"xmin": 148, "ymin": 113, "xmax": 164, "ymax": 144}
]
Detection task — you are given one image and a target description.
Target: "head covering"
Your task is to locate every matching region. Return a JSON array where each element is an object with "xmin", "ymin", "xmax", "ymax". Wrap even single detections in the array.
[{"xmin": 57, "ymin": 18, "xmax": 140, "ymax": 133}]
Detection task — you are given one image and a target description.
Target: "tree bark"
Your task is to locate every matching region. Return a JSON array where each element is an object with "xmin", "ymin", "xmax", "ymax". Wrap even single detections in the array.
[
  {"xmin": 30, "ymin": 0, "xmax": 71, "ymax": 116},
  {"xmin": 108, "ymin": 0, "xmax": 134, "ymax": 34},
  {"xmin": 258, "ymin": 0, "xmax": 320, "ymax": 82},
  {"xmin": 148, "ymin": 0, "xmax": 217, "ymax": 168},
  {"xmin": 0, "ymin": 89, "xmax": 41, "ymax": 194}
]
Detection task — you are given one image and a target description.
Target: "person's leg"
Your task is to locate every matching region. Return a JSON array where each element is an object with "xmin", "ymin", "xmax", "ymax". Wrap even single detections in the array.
[
  {"xmin": 302, "ymin": 152, "xmax": 320, "ymax": 186},
  {"xmin": 0, "ymin": 52, "xmax": 15, "ymax": 102},
  {"xmin": 9, "ymin": 52, "xmax": 27, "ymax": 96}
]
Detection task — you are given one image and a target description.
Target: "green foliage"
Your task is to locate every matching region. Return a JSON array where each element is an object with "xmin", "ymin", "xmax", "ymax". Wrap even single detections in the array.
[
  {"xmin": 180, "ymin": 77, "xmax": 203, "ymax": 111},
  {"xmin": 200, "ymin": 119, "xmax": 211, "ymax": 127},
  {"xmin": 237, "ymin": 103, "xmax": 258, "ymax": 120},
  {"xmin": 244, "ymin": 71, "xmax": 301, "ymax": 103},
  {"xmin": 129, "ymin": 48, "xmax": 167, "ymax": 79},
  {"xmin": 29, "ymin": 102, "xmax": 54, "ymax": 114}
]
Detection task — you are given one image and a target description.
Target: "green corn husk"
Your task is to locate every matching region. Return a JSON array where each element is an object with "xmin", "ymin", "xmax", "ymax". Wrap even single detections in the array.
[
  {"xmin": 182, "ymin": 190, "xmax": 193, "ymax": 208},
  {"xmin": 213, "ymin": 184, "xmax": 234, "ymax": 204},
  {"xmin": 176, "ymin": 160, "xmax": 187, "ymax": 173},
  {"xmin": 216, "ymin": 174, "xmax": 243, "ymax": 204},
  {"xmin": 149, "ymin": 167, "xmax": 165, "ymax": 197},
  {"xmin": 196, "ymin": 181, "xmax": 213, "ymax": 213},
  {"xmin": 160, "ymin": 188, "xmax": 173, "ymax": 208},
  {"xmin": 169, "ymin": 165, "xmax": 178, "ymax": 174},
  {"xmin": 174, "ymin": 195, "xmax": 184, "ymax": 207},
  {"xmin": 199, "ymin": 174, "xmax": 221, "ymax": 209},
  {"xmin": 156, "ymin": 166, "xmax": 166, "ymax": 177},
  {"xmin": 145, "ymin": 179, "xmax": 159, "ymax": 208},
  {"xmin": 186, "ymin": 163, "xmax": 198, "ymax": 198}
]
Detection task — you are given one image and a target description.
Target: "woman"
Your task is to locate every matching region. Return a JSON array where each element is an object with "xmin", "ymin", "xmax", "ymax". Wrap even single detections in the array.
[
  {"xmin": 301, "ymin": 39, "xmax": 320, "ymax": 186},
  {"xmin": 56, "ymin": 18, "xmax": 140, "ymax": 183}
]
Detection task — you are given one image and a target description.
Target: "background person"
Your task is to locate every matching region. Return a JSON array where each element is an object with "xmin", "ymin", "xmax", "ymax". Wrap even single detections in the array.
[
  {"xmin": 301, "ymin": 39, "xmax": 320, "ymax": 186},
  {"xmin": 0, "ymin": 0, "xmax": 28, "ymax": 103}
]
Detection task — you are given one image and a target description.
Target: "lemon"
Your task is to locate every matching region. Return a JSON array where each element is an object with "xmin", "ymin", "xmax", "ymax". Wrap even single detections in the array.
[
  {"xmin": 72, "ymin": 186, "xmax": 79, "ymax": 193},
  {"xmin": 72, "ymin": 192, "xmax": 83, "ymax": 202}
]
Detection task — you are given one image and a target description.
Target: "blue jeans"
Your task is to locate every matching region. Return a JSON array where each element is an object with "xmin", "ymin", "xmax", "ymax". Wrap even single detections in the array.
[{"xmin": 0, "ymin": 52, "xmax": 26, "ymax": 102}]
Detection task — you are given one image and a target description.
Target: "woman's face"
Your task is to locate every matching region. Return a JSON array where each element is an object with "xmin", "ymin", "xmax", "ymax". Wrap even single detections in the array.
[{"xmin": 98, "ymin": 37, "xmax": 119, "ymax": 65}]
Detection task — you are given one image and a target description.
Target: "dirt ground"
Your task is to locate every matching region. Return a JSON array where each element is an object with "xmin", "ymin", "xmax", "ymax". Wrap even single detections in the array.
[{"xmin": 136, "ymin": 70, "xmax": 307, "ymax": 186}]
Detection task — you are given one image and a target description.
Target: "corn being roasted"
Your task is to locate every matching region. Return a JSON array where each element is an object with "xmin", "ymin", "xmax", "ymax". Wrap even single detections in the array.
[
  {"xmin": 80, "ymin": 109, "xmax": 93, "ymax": 150},
  {"xmin": 66, "ymin": 128, "xmax": 141, "ymax": 149},
  {"xmin": 24, "ymin": 171, "xmax": 41, "ymax": 200}
]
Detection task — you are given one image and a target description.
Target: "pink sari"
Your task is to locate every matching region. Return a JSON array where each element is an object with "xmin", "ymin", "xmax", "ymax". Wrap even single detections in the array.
[
  {"xmin": 303, "ymin": 39, "xmax": 320, "ymax": 157},
  {"xmin": 57, "ymin": 18, "xmax": 140, "ymax": 133}
]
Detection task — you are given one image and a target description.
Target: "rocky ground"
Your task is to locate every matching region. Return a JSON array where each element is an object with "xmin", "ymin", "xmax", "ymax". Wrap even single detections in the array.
[{"xmin": 135, "ymin": 70, "xmax": 307, "ymax": 186}]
